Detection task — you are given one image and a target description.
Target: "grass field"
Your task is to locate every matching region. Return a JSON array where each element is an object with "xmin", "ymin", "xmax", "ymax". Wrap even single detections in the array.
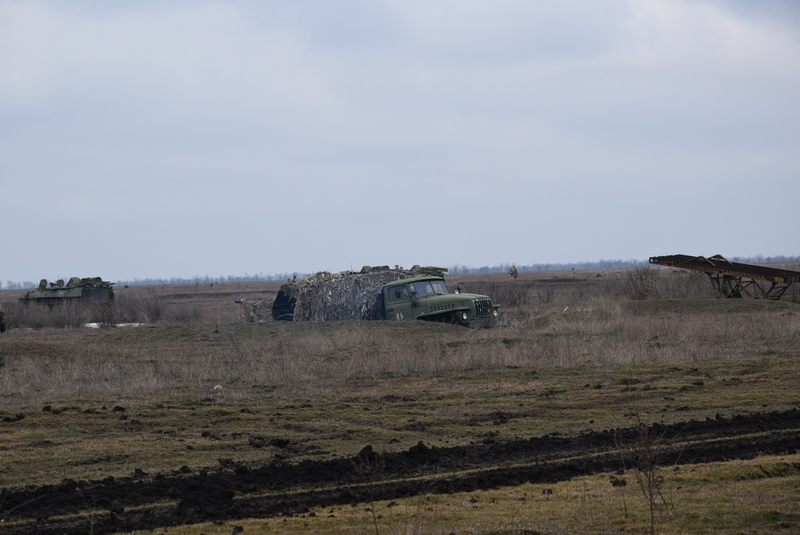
[{"xmin": 1, "ymin": 267, "xmax": 799, "ymax": 534}]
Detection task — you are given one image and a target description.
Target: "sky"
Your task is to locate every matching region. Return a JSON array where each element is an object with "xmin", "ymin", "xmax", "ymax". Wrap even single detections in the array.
[{"xmin": 1, "ymin": 0, "xmax": 798, "ymax": 283}]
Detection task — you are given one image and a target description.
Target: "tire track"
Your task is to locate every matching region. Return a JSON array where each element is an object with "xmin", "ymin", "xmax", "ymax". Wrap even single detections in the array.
[{"xmin": 2, "ymin": 409, "xmax": 798, "ymax": 535}]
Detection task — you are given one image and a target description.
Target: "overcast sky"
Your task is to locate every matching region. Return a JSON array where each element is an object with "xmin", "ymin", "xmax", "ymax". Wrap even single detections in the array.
[{"xmin": 1, "ymin": 0, "xmax": 798, "ymax": 283}]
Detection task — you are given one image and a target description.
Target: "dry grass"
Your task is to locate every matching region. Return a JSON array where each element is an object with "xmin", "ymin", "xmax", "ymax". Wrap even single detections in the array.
[
  {"xmin": 2, "ymin": 298, "xmax": 798, "ymax": 405},
  {"xmin": 1, "ymin": 268, "xmax": 799, "ymax": 533},
  {"xmin": 1, "ymin": 268, "xmax": 799, "ymax": 406}
]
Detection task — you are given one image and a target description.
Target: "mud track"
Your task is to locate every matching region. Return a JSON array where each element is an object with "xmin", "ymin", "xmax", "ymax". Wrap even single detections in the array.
[{"xmin": 2, "ymin": 409, "xmax": 798, "ymax": 534}]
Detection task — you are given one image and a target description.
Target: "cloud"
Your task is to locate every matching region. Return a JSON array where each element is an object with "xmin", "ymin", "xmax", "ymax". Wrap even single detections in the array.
[{"xmin": 0, "ymin": 0, "xmax": 798, "ymax": 280}]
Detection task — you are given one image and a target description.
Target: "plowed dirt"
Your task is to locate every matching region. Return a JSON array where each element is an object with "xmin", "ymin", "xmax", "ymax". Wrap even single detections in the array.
[{"xmin": 2, "ymin": 409, "xmax": 798, "ymax": 534}]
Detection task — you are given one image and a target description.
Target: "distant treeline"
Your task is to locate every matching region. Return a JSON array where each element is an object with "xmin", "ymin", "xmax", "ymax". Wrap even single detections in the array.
[
  {"xmin": 731, "ymin": 254, "xmax": 800, "ymax": 264},
  {"xmin": 115, "ymin": 273, "xmax": 309, "ymax": 287},
  {"xmin": 449, "ymin": 259, "xmax": 647, "ymax": 274},
  {"xmin": 451, "ymin": 255, "xmax": 800, "ymax": 275},
  {"xmin": 3, "ymin": 255, "xmax": 798, "ymax": 290},
  {"xmin": 2, "ymin": 272, "xmax": 308, "ymax": 290}
]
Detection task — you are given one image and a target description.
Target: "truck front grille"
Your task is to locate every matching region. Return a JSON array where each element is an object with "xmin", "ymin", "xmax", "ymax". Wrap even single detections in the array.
[{"xmin": 474, "ymin": 299, "xmax": 493, "ymax": 317}]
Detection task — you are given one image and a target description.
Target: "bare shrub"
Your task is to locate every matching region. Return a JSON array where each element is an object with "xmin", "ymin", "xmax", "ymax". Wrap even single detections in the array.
[
  {"xmin": 631, "ymin": 416, "xmax": 672, "ymax": 535},
  {"xmin": 141, "ymin": 291, "xmax": 166, "ymax": 322},
  {"xmin": 536, "ymin": 286, "xmax": 554, "ymax": 304},
  {"xmin": 464, "ymin": 281, "xmax": 531, "ymax": 307},
  {"xmin": 3, "ymin": 301, "xmax": 47, "ymax": 329},
  {"xmin": 784, "ymin": 283, "xmax": 800, "ymax": 304},
  {"xmin": 88, "ymin": 300, "xmax": 121, "ymax": 327},
  {"xmin": 1, "ymin": 292, "xmax": 182, "ymax": 329},
  {"xmin": 562, "ymin": 270, "xmax": 713, "ymax": 303},
  {"xmin": 164, "ymin": 302, "xmax": 204, "ymax": 323},
  {"xmin": 623, "ymin": 268, "xmax": 658, "ymax": 300},
  {"xmin": 52, "ymin": 300, "xmax": 90, "ymax": 328},
  {"xmin": 661, "ymin": 271, "xmax": 712, "ymax": 299},
  {"xmin": 4, "ymin": 300, "xmax": 89, "ymax": 329},
  {"xmin": 106, "ymin": 293, "xmax": 147, "ymax": 323}
]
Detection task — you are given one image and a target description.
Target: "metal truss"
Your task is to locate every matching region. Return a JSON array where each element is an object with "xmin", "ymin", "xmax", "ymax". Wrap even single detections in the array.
[{"xmin": 649, "ymin": 254, "xmax": 800, "ymax": 301}]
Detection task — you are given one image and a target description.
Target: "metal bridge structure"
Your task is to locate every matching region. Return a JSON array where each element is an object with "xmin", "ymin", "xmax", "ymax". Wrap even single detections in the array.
[{"xmin": 649, "ymin": 254, "xmax": 800, "ymax": 301}]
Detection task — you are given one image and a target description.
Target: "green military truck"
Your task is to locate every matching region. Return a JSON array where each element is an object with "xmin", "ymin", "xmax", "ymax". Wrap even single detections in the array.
[
  {"xmin": 272, "ymin": 266, "xmax": 499, "ymax": 327},
  {"xmin": 381, "ymin": 276, "xmax": 498, "ymax": 327}
]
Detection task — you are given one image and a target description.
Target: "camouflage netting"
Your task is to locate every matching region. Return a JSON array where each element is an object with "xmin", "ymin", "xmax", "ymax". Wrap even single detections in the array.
[
  {"xmin": 67, "ymin": 276, "xmax": 108, "ymax": 287},
  {"xmin": 275, "ymin": 265, "xmax": 447, "ymax": 322},
  {"xmin": 238, "ymin": 298, "xmax": 275, "ymax": 323}
]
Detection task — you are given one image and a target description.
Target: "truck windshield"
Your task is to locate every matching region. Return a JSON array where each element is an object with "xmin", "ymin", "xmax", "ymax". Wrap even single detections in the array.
[{"xmin": 412, "ymin": 280, "xmax": 449, "ymax": 296}]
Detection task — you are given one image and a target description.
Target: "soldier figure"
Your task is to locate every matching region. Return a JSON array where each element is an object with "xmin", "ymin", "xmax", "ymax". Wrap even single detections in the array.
[{"xmin": 509, "ymin": 265, "xmax": 518, "ymax": 279}]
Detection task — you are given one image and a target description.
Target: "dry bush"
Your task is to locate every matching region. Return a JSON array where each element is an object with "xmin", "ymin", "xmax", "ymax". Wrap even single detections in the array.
[
  {"xmin": 89, "ymin": 300, "xmax": 123, "ymax": 327},
  {"xmin": 141, "ymin": 290, "xmax": 166, "ymax": 322},
  {"xmin": 3, "ymin": 300, "xmax": 89, "ymax": 329},
  {"xmin": 103, "ymin": 293, "xmax": 153, "ymax": 323},
  {"xmin": 624, "ymin": 268, "xmax": 659, "ymax": 300},
  {"xmin": 164, "ymin": 302, "xmax": 204, "ymax": 323},
  {"xmin": 581, "ymin": 270, "xmax": 711, "ymax": 301},
  {"xmin": 462, "ymin": 281, "xmax": 532, "ymax": 308},
  {"xmin": 465, "ymin": 270, "xmax": 713, "ymax": 312},
  {"xmin": 1, "ymin": 292, "xmax": 204, "ymax": 330},
  {"xmin": 523, "ymin": 300, "xmax": 800, "ymax": 368},
  {"xmin": 783, "ymin": 283, "xmax": 800, "ymax": 303}
]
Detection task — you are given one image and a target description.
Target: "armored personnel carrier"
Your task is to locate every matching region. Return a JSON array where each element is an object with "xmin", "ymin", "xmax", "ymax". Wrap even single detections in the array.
[{"xmin": 20, "ymin": 277, "xmax": 115, "ymax": 305}]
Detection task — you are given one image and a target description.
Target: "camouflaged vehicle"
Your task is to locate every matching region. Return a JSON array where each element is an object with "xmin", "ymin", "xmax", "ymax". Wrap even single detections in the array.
[
  {"xmin": 272, "ymin": 266, "xmax": 499, "ymax": 327},
  {"xmin": 20, "ymin": 277, "xmax": 115, "ymax": 305}
]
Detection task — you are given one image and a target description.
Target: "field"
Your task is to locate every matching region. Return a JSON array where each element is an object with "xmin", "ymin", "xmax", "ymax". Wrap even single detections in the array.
[{"xmin": 1, "ymin": 267, "xmax": 799, "ymax": 534}]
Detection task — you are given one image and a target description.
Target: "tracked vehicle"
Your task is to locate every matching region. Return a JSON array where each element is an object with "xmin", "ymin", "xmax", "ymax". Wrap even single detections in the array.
[{"xmin": 20, "ymin": 277, "xmax": 115, "ymax": 305}]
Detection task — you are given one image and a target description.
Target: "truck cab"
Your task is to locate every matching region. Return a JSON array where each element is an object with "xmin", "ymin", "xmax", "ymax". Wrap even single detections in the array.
[{"xmin": 382, "ymin": 276, "xmax": 499, "ymax": 327}]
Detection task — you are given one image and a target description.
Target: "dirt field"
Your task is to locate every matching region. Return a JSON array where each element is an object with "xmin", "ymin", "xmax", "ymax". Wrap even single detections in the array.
[
  {"xmin": 1, "ymin": 268, "xmax": 799, "ymax": 534},
  {"xmin": 1, "ymin": 409, "xmax": 798, "ymax": 534}
]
